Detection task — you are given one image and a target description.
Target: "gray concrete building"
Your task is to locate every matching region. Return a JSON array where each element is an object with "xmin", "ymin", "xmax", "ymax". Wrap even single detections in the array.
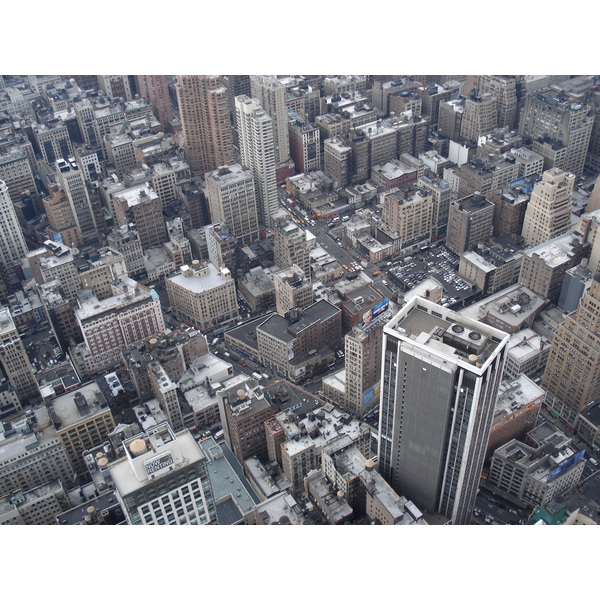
[
  {"xmin": 205, "ymin": 164, "xmax": 260, "ymax": 246},
  {"xmin": 488, "ymin": 426, "xmax": 585, "ymax": 508},
  {"xmin": 273, "ymin": 265, "xmax": 314, "ymax": 317}
]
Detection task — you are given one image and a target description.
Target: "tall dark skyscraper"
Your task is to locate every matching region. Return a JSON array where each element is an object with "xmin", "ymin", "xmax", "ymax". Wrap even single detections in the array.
[{"xmin": 378, "ymin": 297, "xmax": 509, "ymax": 524}]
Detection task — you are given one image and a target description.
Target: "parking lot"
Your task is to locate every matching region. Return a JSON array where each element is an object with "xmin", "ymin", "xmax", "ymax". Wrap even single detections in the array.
[
  {"xmin": 23, "ymin": 330, "xmax": 64, "ymax": 373},
  {"xmin": 387, "ymin": 245, "xmax": 476, "ymax": 306}
]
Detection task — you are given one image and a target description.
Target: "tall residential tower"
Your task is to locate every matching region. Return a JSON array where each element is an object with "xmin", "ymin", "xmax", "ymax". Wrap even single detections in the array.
[
  {"xmin": 135, "ymin": 75, "xmax": 173, "ymax": 130},
  {"xmin": 235, "ymin": 95, "xmax": 278, "ymax": 227},
  {"xmin": 176, "ymin": 75, "xmax": 234, "ymax": 176},
  {"xmin": 205, "ymin": 164, "xmax": 260, "ymax": 246},
  {"xmin": 250, "ymin": 76, "xmax": 291, "ymax": 169}
]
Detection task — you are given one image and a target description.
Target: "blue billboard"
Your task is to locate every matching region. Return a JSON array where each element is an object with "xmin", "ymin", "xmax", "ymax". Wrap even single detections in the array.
[
  {"xmin": 362, "ymin": 381, "xmax": 381, "ymax": 408},
  {"xmin": 372, "ymin": 298, "xmax": 390, "ymax": 319},
  {"xmin": 362, "ymin": 298, "xmax": 389, "ymax": 327},
  {"xmin": 548, "ymin": 449, "xmax": 585, "ymax": 481}
]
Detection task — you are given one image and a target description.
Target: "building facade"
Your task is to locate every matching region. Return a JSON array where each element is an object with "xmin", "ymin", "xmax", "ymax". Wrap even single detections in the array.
[
  {"xmin": 380, "ymin": 186, "xmax": 434, "ymax": 251},
  {"xmin": 0, "ymin": 413, "xmax": 75, "ymax": 496},
  {"xmin": 112, "ymin": 182, "xmax": 167, "ymax": 251},
  {"xmin": 56, "ymin": 158, "xmax": 98, "ymax": 243},
  {"xmin": 0, "ymin": 307, "xmax": 39, "ymax": 402},
  {"xmin": 273, "ymin": 266, "xmax": 314, "ymax": 317},
  {"xmin": 542, "ymin": 275, "xmax": 600, "ymax": 415},
  {"xmin": 488, "ymin": 429, "xmax": 585, "ymax": 508},
  {"xmin": 75, "ymin": 279, "xmax": 165, "ymax": 373},
  {"xmin": 135, "ymin": 75, "xmax": 173, "ymax": 130},
  {"xmin": 250, "ymin": 76, "xmax": 291, "ymax": 169},
  {"xmin": 0, "ymin": 179, "xmax": 29, "ymax": 288},
  {"xmin": 473, "ymin": 76, "xmax": 518, "ymax": 129},
  {"xmin": 519, "ymin": 90, "xmax": 593, "ymax": 176},
  {"xmin": 521, "ymin": 168, "xmax": 575, "ymax": 247},
  {"xmin": 50, "ymin": 382, "xmax": 116, "ymax": 475},
  {"xmin": 273, "ymin": 218, "xmax": 310, "ymax": 278},
  {"xmin": 343, "ymin": 318, "xmax": 385, "ymax": 418},
  {"xmin": 446, "ymin": 193, "xmax": 494, "ymax": 256}
]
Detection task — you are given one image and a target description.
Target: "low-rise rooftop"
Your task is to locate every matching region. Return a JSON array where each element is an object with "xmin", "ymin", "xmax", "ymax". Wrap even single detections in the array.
[
  {"xmin": 459, "ymin": 284, "xmax": 546, "ymax": 330},
  {"xmin": 56, "ymin": 490, "xmax": 123, "ymax": 525},
  {"xmin": 328, "ymin": 444, "xmax": 426, "ymax": 525},
  {"xmin": 109, "ymin": 423, "xmax": 205, "ymax": 497},
  {"xmin": 579, "ymin": 401, "xmax": 600, "ymax": 428},
  {"xmin": 244, "ymin": 457, "xmax": 293, "ymax": 500},
  {"xmin": 198, "ymin": 438, "xmax": 258, "ymax": 523},
  {"xmin": 112, "ymin": 182, "xmax": 158, "ymax": 208},
  {"xmin": 505, "ymin": 328, "xmax": 551, "ymax": 362},
  {"xmin": 523, "ymin": 233, "xmax": 585, "ymax": 268},
  {"xmin": 75, "ymin": 277, "xmax": 154, "ymax": 321},
  {"xmin": 255, "ymin": 491, "xmax": 306, "ymax": 525},
  {"xmin": 280, "ymin": 403, "xmax": 369, "ymax": 457},
  {"xmin": 167, "ymin": 262, "xmax": 233, "ymax": 293},
  {"xmin": 493, "ymin": 375, "xmax": 544, "ymax": 426},
  {"xmin": 49, "ymin": 381, "xmax": 109, "ymax": 430}
]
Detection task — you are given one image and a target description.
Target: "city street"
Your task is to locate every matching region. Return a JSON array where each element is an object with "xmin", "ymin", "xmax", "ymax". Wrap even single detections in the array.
[
  {"xmin": 275, "ymin": 193, "xmax": 370, "ymax": 276},
  {"xmin": 474, "ymin": 493, "xmax": 525, "ymax": 525},
  {"xmin": 560, "ymin": 460, "xmax": 600, "ymax": 516},
  {"xmin": 308, "ymin": 224, "xmax": 360, "ymax": 269}
]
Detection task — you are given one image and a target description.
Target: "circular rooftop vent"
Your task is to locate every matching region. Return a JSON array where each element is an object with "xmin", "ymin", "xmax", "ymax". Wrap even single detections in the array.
[
  {"xmin": 451, "ymin": 324, "xmax": 464, "ymax": 333},
  {"xmin": 469, "ymin": 331, "xmax": 482, "ymax": 340}
]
